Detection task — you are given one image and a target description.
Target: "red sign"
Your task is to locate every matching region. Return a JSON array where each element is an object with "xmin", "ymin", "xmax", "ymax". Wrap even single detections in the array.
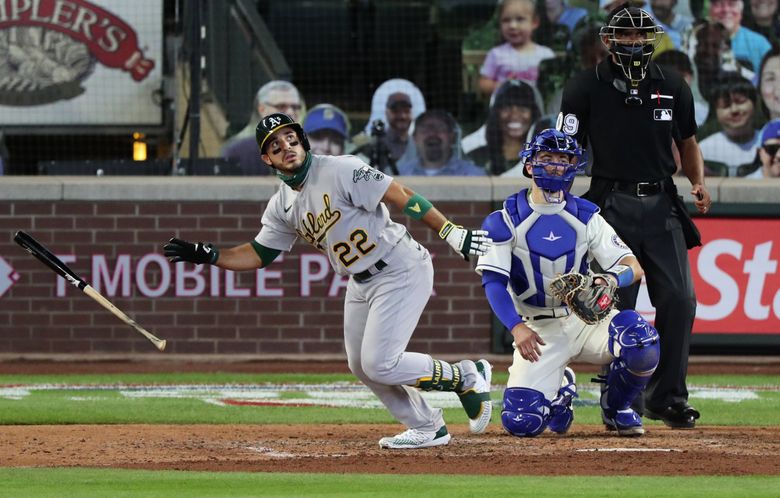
[
  {"xmin": 689, "ymin": 218, "xmax": 780, "ymax": 334},
  {"xmin": 0, "ymin": 0, "xmax": 155, "ymax": 81}
]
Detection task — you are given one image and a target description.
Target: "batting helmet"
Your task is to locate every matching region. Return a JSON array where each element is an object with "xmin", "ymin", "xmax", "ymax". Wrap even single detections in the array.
[
  {"xmin": 519, "ymin": 128, "xmax": 584, "ymax": 201},
  {"xmin": 255, "ymin": 112, "xmax": 310, "ymax": 154},
  {"xmin": 600, "ymin": 6, "xmax": 663, "ymax": 83}
]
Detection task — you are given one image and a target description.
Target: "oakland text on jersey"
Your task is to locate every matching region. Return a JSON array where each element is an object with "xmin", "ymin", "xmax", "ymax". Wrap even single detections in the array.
[{"xmin": 296, "ymin": 193, "xmax": 342, "ymax": 250}]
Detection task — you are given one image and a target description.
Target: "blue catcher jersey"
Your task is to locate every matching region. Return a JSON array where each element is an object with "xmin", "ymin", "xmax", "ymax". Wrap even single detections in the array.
[{"xmin": 476, "ymin": 189, "xmax": 633, "ymax": 318}]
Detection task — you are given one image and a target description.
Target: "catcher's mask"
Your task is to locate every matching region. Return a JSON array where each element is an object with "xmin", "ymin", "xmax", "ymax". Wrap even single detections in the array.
[
  {"xmin": 520, "ymin": 128, "xmax": 584, "ymax": 203},
  {"xmin": 256, "ymin": 112, "xmax": 310, "ymax": 155},
  {"xmin": 600, "ymin": 6, "xmax": 663, "ymax": 84}
]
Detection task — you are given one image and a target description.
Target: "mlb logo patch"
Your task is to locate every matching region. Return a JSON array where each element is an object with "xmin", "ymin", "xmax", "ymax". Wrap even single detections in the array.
[{"xmin": 654, "ymin": 109, "xmax": 673, "ymax": 121}]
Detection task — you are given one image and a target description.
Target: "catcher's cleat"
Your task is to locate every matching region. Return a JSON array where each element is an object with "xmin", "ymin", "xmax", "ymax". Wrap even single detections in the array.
[
  {"xmin": 645, "ymin": 402, "xmax": 700, "ymax": 429},
  {"xmin": 457, "ymin": 359, "xmax": 493, "ymax": 434},
  {"xmin": 549, "ymin": 367, "xmax": 578, "ymax": 434},
  {"xmin": 378, "ymin": 426, "xmax": 451, "ymax": 449},
  {"xmin": 603, "ymin": 408, "xmax": 645, "ymax": 437}
]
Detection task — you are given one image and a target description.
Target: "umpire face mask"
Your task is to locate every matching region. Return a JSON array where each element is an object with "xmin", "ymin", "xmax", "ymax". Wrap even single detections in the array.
[
  {"xmin": 600, "ymin": 7, "xmax": 662, "ymax": 85},
  {"xmin": 609, "ymin": 39, "xmax": 655, "ymax": 83}
]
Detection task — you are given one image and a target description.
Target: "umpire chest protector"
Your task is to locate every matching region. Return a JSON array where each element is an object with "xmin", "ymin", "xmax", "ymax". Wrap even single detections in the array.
[
  {"xmin": 561, "ymin": 60, "xmax": 696, "ymax": 182},
  {"xmin": 492, "ymin": 190, "xmax": 598, "ymax": 308}
]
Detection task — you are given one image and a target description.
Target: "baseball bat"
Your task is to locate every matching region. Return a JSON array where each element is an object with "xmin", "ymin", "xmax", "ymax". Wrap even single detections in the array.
[{"xmin": 13, "ymin": 230, "xmax": 166, "ymax": 351}]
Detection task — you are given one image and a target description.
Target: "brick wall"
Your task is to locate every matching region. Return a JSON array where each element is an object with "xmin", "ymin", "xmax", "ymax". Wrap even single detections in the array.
[{"xmin": 1, "ymin": 199, "xmax": 495, "ymax": 356}]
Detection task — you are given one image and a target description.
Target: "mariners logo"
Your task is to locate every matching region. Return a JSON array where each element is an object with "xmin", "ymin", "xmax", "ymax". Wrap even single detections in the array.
[{"xmin": 611, "ymin": 234, "xmax": 629, "ymax": 249}]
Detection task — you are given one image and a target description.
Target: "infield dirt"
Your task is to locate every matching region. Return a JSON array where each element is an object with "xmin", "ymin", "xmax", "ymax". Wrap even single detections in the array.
[
  {"xmin": 0, "ymin": 360, "xmax": 778, "ymax": 475},
  {"xmin": 1, "ymin": 424, "xmax": 779, "ymax": 475}
]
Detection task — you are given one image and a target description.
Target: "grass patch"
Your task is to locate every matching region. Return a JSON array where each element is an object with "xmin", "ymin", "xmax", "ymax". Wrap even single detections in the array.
[
  {"xmin": 2, "ymin": 371, "xmax": 778, "ymax": 389},
  {"xmin": 0, "ymin": 372, "xmax": 357, "ymax": 385},
  {"xmin": 1, "ymin": 468, "xmax": 778, "ymax": 497},
  {"xmin": 0, "ymin": 372, "xmax": 777, "ymax": 426}
]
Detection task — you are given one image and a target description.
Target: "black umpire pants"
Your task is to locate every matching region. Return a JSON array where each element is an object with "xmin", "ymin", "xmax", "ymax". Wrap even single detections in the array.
[{"xmin": 600, "ymin": 189, "xmax": 697, "ymax": 412}]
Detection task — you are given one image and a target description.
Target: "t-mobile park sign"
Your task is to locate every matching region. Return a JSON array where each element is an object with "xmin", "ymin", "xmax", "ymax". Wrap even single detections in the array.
[
  {"xmin": 12, "ymin": 217, "xmax": 780, "ymax": 335},
  {"xmin": 51, "ymin": 253, "xmax": 352, "ymax": 299}
]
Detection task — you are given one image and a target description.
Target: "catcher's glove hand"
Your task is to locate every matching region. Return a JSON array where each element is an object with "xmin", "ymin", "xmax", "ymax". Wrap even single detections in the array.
[{"xmin": 549, "ymin": 272, "xmax": 617, "ymax": 324}]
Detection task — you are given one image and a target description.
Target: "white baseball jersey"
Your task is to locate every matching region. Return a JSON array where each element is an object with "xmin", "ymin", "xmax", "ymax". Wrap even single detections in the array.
[
  {"xmin": 255, "ymin": 154, "xmax": 407, "ymax": 276},
  {"xmin": 476, "ymin": 190, "xmax": 633, "ymax": 319}
]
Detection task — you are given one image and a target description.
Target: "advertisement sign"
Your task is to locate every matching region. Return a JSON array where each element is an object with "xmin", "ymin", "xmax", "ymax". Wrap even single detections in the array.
[
  {"xmin": 0, "ymin": 0, "xmax": 163, "ymax": 125},
  {"xmin": 3, "ymin": 219, "xmax": 779, "ymax": 336},
  {"xmin": 635, "ymin": 218, "xmax": 780, "ymax": 334}
]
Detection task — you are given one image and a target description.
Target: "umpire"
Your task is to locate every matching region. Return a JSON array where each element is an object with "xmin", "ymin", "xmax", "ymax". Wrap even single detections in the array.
[{"xmin": 559, "ymin": 4, "xmax": 711, "ymax": 429}]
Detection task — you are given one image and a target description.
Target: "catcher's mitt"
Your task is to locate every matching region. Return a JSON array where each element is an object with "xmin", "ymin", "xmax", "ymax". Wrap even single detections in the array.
[{"xmin": 549, "ymin": 272, "xmax": 617, "ymax": 324}]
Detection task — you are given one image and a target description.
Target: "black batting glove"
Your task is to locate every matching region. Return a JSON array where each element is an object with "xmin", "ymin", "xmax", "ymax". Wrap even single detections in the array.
[{"xmin": 164, "ymin": 237, "xmax": 219, "ymax": 265}]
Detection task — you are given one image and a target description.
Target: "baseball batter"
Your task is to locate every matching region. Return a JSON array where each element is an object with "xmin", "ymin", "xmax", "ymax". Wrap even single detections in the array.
[
  {"xmin": 476, "ymin": 128, "xmax": 660, "ymax": 437},
  {"xmin": 164, "ymin": 112, "xmax": 494, "ymax": 449}
]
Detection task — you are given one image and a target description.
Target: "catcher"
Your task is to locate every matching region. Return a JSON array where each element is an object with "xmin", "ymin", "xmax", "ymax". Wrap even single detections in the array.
[{"xmin": 476, "ymin": 128, "xmax": 659, "ymax": 437}]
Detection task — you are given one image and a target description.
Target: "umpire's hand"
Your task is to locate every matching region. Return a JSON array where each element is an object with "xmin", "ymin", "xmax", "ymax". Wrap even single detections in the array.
[
  {"xmin": 691, "ymin": 184, "xmax": 712, "ymax": 214},
  {"xmin": 164, "ymin": 237, "xmax": 219, "ymax": 265}
]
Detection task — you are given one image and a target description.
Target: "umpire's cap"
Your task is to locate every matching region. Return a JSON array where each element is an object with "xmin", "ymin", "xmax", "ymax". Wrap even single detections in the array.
[{"xmin": 256, "ymin": 112, "xmax": 310, "ymax": 153}]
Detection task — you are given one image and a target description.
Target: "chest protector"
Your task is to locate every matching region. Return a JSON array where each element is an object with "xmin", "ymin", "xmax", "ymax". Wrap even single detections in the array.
[{"xmin": 504, "ymin": 190, "xmax": 598, "ymax": 308}]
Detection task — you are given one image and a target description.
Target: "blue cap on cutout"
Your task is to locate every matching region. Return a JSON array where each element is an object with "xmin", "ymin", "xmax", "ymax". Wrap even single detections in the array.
[
  {"xmin": 760, "ymin": 119, "xmax": 780, "ymax": 145},
  {"xmin": 303, "ymin": 106, "xmax": 348, "ymax": 138}
]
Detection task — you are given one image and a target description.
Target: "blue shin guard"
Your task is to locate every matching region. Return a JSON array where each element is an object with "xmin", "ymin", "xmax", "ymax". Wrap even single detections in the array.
[
  {"xmin": 548, "ymin": 367, "xmax": 578, "ymax": 434},
  {"xmin": 501, "ymin": 387, "xmax": 551, "ymax": 437},
  {"xmin": 602, "ymin": 310, "xmax": 660, "ymax": 415}
]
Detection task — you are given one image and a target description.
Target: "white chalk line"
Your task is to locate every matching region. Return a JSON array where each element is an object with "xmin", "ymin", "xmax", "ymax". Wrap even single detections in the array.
[
  {"xmin": 244, "ymin": 446, "xmax": 298, "ymax": 458},
  {"xmin": 576, "ymin": 448, "xmax": 683, "ymax": 453},
  {"xmin": 0, "ymin": 383, "xmax": 772, "ymax": 407}
]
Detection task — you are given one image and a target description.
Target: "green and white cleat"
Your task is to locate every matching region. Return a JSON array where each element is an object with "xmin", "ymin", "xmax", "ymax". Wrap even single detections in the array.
[
  {"xmin": 378, "ymin": 426, "xmax": 451, "ymax": 449},
  {"xmin": 458, "ymin": 359, "xmax": 493, "ymax": 434}
]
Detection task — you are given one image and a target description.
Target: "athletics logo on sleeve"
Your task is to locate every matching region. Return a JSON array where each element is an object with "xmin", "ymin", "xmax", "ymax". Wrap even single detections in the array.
[{"xmin": 353, "ymin": 166, "xmax": 383, "ymax": 183}]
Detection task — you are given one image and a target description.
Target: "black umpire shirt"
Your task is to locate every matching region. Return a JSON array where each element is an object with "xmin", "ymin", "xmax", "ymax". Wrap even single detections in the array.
[{"xmin": 560, "ymin": 59, "xmax": 697, "ymax": 183}]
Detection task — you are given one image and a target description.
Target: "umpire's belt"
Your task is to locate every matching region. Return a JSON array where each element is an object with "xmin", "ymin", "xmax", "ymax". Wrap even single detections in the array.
[{"xmin": 612, "ymin": 180, "xmax": 666, "ymax": 197}]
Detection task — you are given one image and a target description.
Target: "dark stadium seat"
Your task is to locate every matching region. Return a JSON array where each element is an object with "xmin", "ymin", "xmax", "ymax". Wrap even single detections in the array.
[
  {"xmin": 38, "ymin": 159, "xmax": 243, "ymax": 176},
  {"xmin": 704, "ymin": 160, "xmax": 729, "ymax": 177},
  {"xmin": 736, "ymin": 162, "xmax": 760, "ymax": 177},
  {"xmin": 38, "ymin": 159, "xmax": 173, "ymax": 176}
]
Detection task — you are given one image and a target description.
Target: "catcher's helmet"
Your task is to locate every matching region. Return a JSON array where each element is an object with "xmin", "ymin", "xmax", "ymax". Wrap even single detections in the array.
[
  {"xmin": 255, "ymin": 112, "xmax": 310, "ymax": 154},
  {"xmin": 520, "ymin": 129, "xmax": 584, "ymax": 201},
  {"xmin": 600, "ymin": 6, "xmax": 663, "ymax": 83}
]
